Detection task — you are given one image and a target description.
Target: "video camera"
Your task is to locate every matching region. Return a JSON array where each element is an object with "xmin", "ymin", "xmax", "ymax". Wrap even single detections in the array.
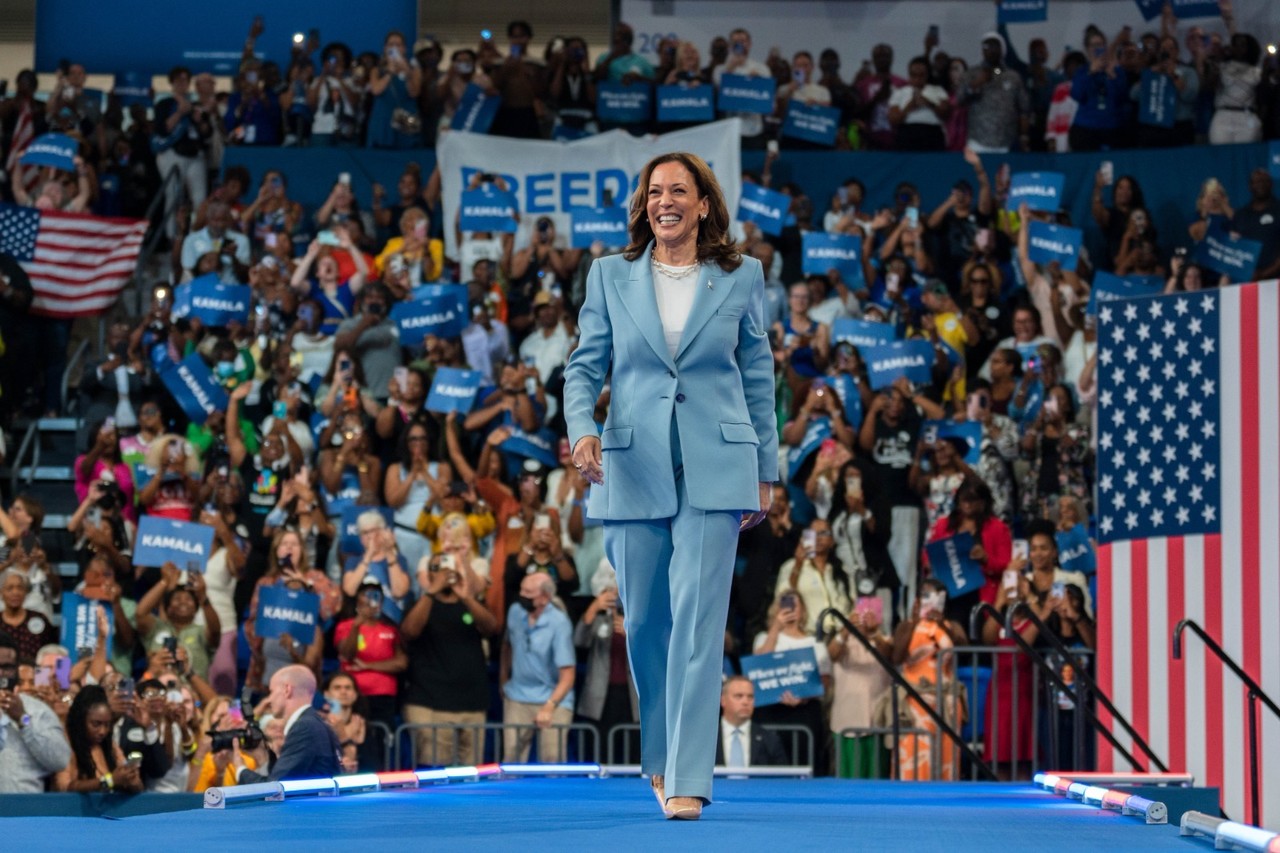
[{"xmin": 208, "ymin": 698, "xmax": 265, "ymax": 752}]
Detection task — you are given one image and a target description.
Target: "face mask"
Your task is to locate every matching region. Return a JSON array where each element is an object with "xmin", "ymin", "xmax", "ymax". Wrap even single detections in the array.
[
  {"xmin": 325, "ymin": 695, "xmax": 344, "ymax": 713},
  {"xmin": 518, "ymin": 595, "xmax": 537, "ymax": 612},
  {"xmin": 921, "ymin": 591, "xmax": 947, "ymax": 616},
  {"xmin": 215, "ymin": 360, "xmax": 235, "ymax": 379},
  {"xmin": 456, "ymin": 62, "xmax": 474, "ymax": 74}
]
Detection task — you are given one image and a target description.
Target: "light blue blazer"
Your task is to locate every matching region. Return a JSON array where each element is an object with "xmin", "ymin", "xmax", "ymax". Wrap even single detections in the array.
[{"xmin": 563, "ymin": 243, "xmax": 779, "ymax": 520}]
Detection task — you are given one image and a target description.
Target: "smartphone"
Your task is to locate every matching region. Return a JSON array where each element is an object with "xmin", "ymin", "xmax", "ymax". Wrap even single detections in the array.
[
  {"xmin": 854, "ymin": 596, "xmax": 882, "ymax": 623},
  {"xmin": 273, "ymin": 400, "xmax": 288, "ymax": 420},
  {"xmin": 905, "ymin": 206, "xmax": 920, "ymax": 228},
  {"xmin": 801, "ymin": 529, "xmax": 817, "ymax": 554},
  {"xmin": 125, "ymin": 752, "xmax": 144, "ymax": 768},
  {"xmin": 1002, "ymin": 569, "xmax": 1019, "ymax": 591},
  {"xmin": 227, "ymin": 699, "xmax": 244, "ymax": 723},
  {"xmin": 117, "ymin": 677, "xmax": 136, "ymax": 698},
  {"xmin": 19, "ymin": 531, "xmax": 37, "ymax": 553},
  {"xmin": 265, "ymin": 232, "xmax": 278, "ymax": 249},
  {"xmin": 393, "ymin": 366, "xmax": 409, "ymax": 395},
  {"xmin": 163, "ymin": 636, "xmax": 179, "ymax": 658},
  {"xmin": 845, "ymin": 473, "xmax": 862, "ymax": 498},
  {"xmin": 1100, "ymin": 160, "xmax": 1114, "ymax": 186},
  {"xmin": 55, "ymin": 657, "xmax": 72, "ymax": 691},
  {"xmin": 922, "ymin": 425, "xmax": 939, "ymax": 445},
  {"xmin": 34, "ymin": 665, "xmax": 52, "ymax": 688},
  {"xmin": 886, "ymin": 272, "xmax": 900, "ymax": 294},
  {"xmin": 534, "ymin": 513, "xmax": 552, "ymax": 531},
  {"xmin": 338, "ymin": 172, "xmax": 351, "ymax": 186},
  {"xmin": 511, "ymin": 43, "xmax": 524, "ymax": 59},
  {"xmin": 1012, "ymin": 539, "xmax": 1029, "ymax": 562},
  {"xmin": 1043, "ymin": 396, "xmax": 1059, "ymax": 416},
  {"xmin": 819, "ymin": 437, "xmax": 838, "ymax": 456},
  {"xmin": 766, "ymin": 139, "xmax": 779, "ymax": 156},
  {"xmin": 439, "ymin": 553, "xmax": 456, "ymax": 572},
  {"xmin": 780, "ymin": 593, "xmax": 798, "ymax": 611},
  {"xmin": 317, "ymin": 230, "xmax": 342, "ymax": 247},
  {"xmin": 975, "ymin": 228, "xmax": 992, "ymax": 251},
  {"xmin": 1052, "ymin": 581, "xmax": 1066, "ymax": 600},
  {"xmin": 928, "ymin": 24, "xmax": 939, "ymax": 41}
]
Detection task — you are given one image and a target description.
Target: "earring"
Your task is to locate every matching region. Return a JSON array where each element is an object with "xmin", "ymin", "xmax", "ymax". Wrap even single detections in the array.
[{"xmin": 699, "ymin": 214, "xmax": 707, "ymax": 221}]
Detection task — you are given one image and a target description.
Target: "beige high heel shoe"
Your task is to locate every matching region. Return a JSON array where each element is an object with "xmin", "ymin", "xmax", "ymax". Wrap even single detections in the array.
[
  {"xmin": 663, "ymin": 796, "xmax": 703, "ymax": 821},
  {"xmin": 650, "ymin": 775, "xmax": 666, "ymax": 814}
]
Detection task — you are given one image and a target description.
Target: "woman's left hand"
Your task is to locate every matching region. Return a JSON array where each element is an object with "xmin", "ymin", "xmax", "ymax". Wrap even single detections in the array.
[{"xmin": 741, "ymin": 482, "xmax": 773, "ymax": 530}]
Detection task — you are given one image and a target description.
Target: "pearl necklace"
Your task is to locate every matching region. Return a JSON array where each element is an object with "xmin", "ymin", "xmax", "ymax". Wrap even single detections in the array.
[{"xmin": 650, "ymin": 246, "xmax": 700, "ymax": 280}]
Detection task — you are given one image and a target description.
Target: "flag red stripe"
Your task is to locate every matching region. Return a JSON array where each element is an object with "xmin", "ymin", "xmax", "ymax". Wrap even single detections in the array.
[
  {"xmin": 1204, "ymin": 534, "xmax": 1225, "ymax": 798},
  {"xmin": 1131, "ymin": 542, "xmax": 1150, "ymax": 771},
  {"xmin": 1239, "ymin": 284, "xmax": 1262, "ymax": 822},
  {"xmin": 1097, "ymin": 543, "xmax": 1114, "ymax": 773},
  {"xmin": 12, "ymin": 207, "xmax": 148, "ymax": 317},
  {"xmin": 1167, "ymin": 536, "xmax": 1187, "ymax": 773}
]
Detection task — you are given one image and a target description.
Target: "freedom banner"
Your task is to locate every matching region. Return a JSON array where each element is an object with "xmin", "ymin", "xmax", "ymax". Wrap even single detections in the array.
[
  {"xmin": 924, "ymin": 531, "xmax": 985, "ymax": 597},
  {"xmin": 459, "ymin": 186, "xmax": 518, "ymax": 233},
  {"xmin": 1195, "ymin": 222, "xmax": 1261, "ymax": 282},
  {"xmin": 717, "ymin": 73, "xmax": 776, "ymax": 114},
  {"xmin": 568, "ymin": 206, "xmax": 629, "ymax": 248},
  {"xmin": 781, "ymin": 102, "xmax": 841, "ymax": 146},
  {"xmin": 862, "ymin": 340, "xmax": 935, "ymax": 389},
  {"xmin": 255, "ymin": 584, "xmax": 321, "ymax": 645},
  {"xmin": 832, "ymin": 318, "xmax": 895, "ymax": 349},
  {"xmin": 178, "ymin": 275, "xmax": 251, "ymax": 326},
  {"xmin": 656, "ymin": 84, "xmax": 715, "ymax": 122},
  {"xmin": 736, "ymin": 183, "xmax": 791, "ymax": 236},
  {"xmin": 60, "ymin": 592, "xmax": 113, "ymax": 656},
  {"xmin": 392, "ymin": 285, "xmax": 468, "ymax": 345},
  {"xmin": 596, "ymin": 81, "xmax": 652, "ymax": 124},
  {"xmin": 1087, "ymin": 271, "xmax": 1165, "ymax": 314},
  {"xmin": 1138, "ymin": 69, "xmax": 1177, "ymax": 128},
  {"xmin": 740, "ymin": 647, "xmax": 824, "ymax": 706},
  {"xmin": 1056, "ymin": 524, "xmax": 1097, "ymax": 575},
  {"xmin": 133, "ymin": 515, "xmax": 216, "ymax": 569},
  {"xmin": 426, "ymin": 367, "xmax": 483, "ymax": 414},
  {"xmin": 998, "ymin": 0, "xmax": 1048, "ymax": 23},
  {"xmin": 1026, "ymin": 220, "xmax": 1083, "ymax": 271},
  {"xmin": 450, "ymin": 84, "xmax": 501, "ymax": 133},
  {"xmin": 801, "ymin": 231, "xmax": 865, "ymax": 285},
  {"xmin": 1007, "ymin": 171, "xmax": 1065, "ymax": 213},
  {"xmin": 437, "ymin": 119, "xmax": 741, "ymax": 260},
  {"xmin": 160, "ymin": 352, "xmax": 229, "ymax": 425},
  {"xmin": 338, "ymin": 505, "xmax": 395, "ymax": 553}
]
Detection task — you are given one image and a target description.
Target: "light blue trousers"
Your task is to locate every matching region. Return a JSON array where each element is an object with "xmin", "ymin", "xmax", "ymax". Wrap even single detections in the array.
[{"xmin": 603, "ymin": 429, "xmax": 740, "ymax": 802}]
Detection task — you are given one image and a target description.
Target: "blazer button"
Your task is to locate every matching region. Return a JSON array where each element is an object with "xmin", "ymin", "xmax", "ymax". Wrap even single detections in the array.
[
  {"xmin": 676, "ymin": 393, "xmax": 686, "ymax": 403},
  {"xmin": 668, "ymin": 370, "xmax": 675, "ymax": 378}
]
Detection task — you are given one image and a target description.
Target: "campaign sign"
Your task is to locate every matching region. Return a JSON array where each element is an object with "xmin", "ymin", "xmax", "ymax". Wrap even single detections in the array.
[
  {"xmin": 255, "ymin": 584, "xmax": 321, "ymax": 646},
  {"xmin": 60, "ymin": 592, "xmax": 112, "ymax": 656},
  {"xmin": 1195, "ymin": 222, "xmax": 1261, "ymax": 282},
  {"xmin": 568, "ymin": 206, "xmax": 629, "ymax": 248},
  {"xmin": 1135, "ymin": 0, "xmax": 1220, "ymax": 20},
  {"xmin": 1026, "ymin": 220, "xmax": 1083, "ymax": 272},
  {"xmin": 501, "ymin": 426, "xmax": 560, "ymax": 468},
  {"xmin": 740, "ymin": 647, "xmax": 825, "ymax": 706},
  {"xmin": 392, "ymin": 285, "xmax": 468, "ymax": 346},
  {"xmin": 133, "ymin": 515, "xmax": 215, "ymax": 569},
  {"xmin": 1138, "ymin": 69, "xmax": 1177, "ymax": 128},
  {"xmin": 459, "ymin": 186, "xmax": 518, "ymax": 233},
  {"xmin": 160, "ymin": 353, "xmax": 228, "ymax": 425},
  {"xmin": 338, "ymin": 505, "xmax": 395, "ymax": 554},
  {"xmin": 924, "ymin": 419, "xmax": 982, "ymax": 464},
  {"xmin": 1056, "ymin": 524, "xmax": 1097, "ymax": 575},
  {"xmin": 924, "ymin": 531, "xmax": 986, "ymax": 597},
  {"xmin": 113, "ymin": 71, "xmax": 153, "ymax": 107},
  {"xmin": 182, "ymin": 275, "xmax": 251, "ymax": 326},
  {"xmin": 596, "ymin": 81, "xmax": 652, "ymax": 124},
  {"xmin": 998, "ymin": 0, "xmax": 1048, "ymax": 23},
  {"xmin": 862, "ymin": 340, "xmax": 935, "ymax": 389},
  {"xmin": 656, "ymin": 84, "xmax": 715, "ymax": 122},
  {"xmin": 450, "ymin": 84, "xmax": 501, "ymax": 133},
  {"xmin": 426, "ymin": 367, "xmax": 483, "ymax": 414},
  {"xmin": 1006, "ymin": 171, "xmax": 1065, "ymax": 213},
  {"xmin": 802, "ymin": 232, "xmax": 865, "ymax": 285},
  {"xmin": 782, "ymin": 102, "xmax": 841, "ymax": 146},
  {"xmin": 1269, "ymin": 141, "xmax": 1280, "ymax": 180},
  {"xmin": 736, "ymin": 183, "xmax": 791, "ymax": 237},
  {"xmin": 828, "ymin": 373, "xmax": 864, "ymax": 432},
  {"xmin": 717, "ymin": 73, "xmax": 777, "ymax": 115},
  {"xmin": 786, "ymin": 416, "xmax": 832, "ymax": 482},
  {"xmin": 19, "ymin": 132, "xmax": 77, "ymax": 171},
  {"xmin": 832, "ymin": 318, "xmax": 896, "ymax": 350},
  {"xmin": 1087, "ymin": 271, "xmax": 1165, "ymax": 314}
]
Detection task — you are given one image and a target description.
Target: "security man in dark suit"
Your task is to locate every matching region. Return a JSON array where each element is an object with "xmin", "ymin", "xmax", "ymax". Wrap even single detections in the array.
[
  {"xmin": 232, "ymin": 664, "xmax": 341, "ymax": 782},
  {"xmin": 715, "ymin": 676, "xmax": 788, "ymax": 768}
]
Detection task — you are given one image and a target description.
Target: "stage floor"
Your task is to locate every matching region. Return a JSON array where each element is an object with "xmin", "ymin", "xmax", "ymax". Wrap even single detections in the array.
[{"xmin": 2, "ymin": 778, "xmax": 1214, "ymax": 851}]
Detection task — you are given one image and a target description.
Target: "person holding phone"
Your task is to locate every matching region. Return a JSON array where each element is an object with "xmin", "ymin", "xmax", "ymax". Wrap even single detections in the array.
[
  {"xmin": 1018, "ymin": 383, "xmax": 1091, "ymax": 522},
  {"xmin": 289, "ymin": 227, "xmax": 368, "ymax": 336},
  {"xmin": 828, "ymin": 594, "xmax": 892, "ymax": 778},
  {"xmin": 366, "ymin": 30, "xmax": 423, "ymax": 149},
  {"xmin": 375, "ymin": 207, "xmax": 444, "ymax": 287},
  {"xmin": 752, "ymin": 588, "xmax": 832, "ymax": 772},
  {"xmin": 775, "ymin": 51, "xmax": 832, "ymax": 145},
  {"xmin": 245, "ymin": 531, "xmax": 326, "ymax": 693},
  {"xmin": 503, "ymin": 509, "xmax": 578, "ymax": 614},
  {"xmin": 331, "ymin": 283, "xmax": 400, "ymax": 406},
  {"xmin": 241, "ymin": 170, "xmax": 303, "ymax": 246},
  {"xmin": 888, "ymin": 55, "xmax": 950, "ymax": 150},
  {"xmin": 335, "ymin": 577, "xmax": 408, "ymax": 754},
  {"xmin": 0, "ymin": 632, "xmax": 72, "ymax": 792},
  {"xmin": 56, "ymin": 685, "xmax": 143, "ymax": 793},
  {"xmin": 135, "ymin": 563, "xmax": 220, "ymax": 684},
  {"xmin": 773, "ymin": 519, "xmax": 851, "ymax": 637},
  {"xmin": 74, "ymin": 419, "xmax": 137, "ymax": 525}
]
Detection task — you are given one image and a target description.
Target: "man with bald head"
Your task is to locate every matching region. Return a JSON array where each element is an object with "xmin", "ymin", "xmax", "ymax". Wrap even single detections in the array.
[{"xmin": 233, "ymin": 665, "xmax": 342, "ymax": 782}]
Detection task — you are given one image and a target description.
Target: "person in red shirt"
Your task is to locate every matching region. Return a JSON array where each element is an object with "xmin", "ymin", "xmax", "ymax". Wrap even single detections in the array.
[{"xmin": 334, "ymin": 577, "xmax": 407, "ymax": 761}]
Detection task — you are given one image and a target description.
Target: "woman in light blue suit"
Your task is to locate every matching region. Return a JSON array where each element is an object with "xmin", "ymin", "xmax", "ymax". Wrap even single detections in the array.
[{"xmin": 564, "ymin": 152, "xmax": 778, "ymax": 820}]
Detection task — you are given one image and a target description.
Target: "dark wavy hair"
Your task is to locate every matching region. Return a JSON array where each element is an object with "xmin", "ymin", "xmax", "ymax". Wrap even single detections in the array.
[
  {"xmin": 66, "ymin": 684, "xmax": 116, "ymax": 780},
  {"xmin": 622, "ymin": 152, "xmax": 742, "ymax": 272}
]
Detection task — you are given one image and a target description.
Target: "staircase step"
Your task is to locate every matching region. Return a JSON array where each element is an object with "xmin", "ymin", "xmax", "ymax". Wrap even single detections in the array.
[
  {"xmin": 36, "ymin": 417, "xmax": 80, "ymax": 432},
  {"xmin": 18, "ymin": 466, "xmax": 75, "ymax": 481},
  {"xmin": 54, "ymin": 561, "xmax": 79, "ymax": 579}
]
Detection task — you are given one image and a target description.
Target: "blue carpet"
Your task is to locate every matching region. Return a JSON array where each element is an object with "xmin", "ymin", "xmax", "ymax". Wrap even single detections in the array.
[{"xmin": 0, "ymin": 779, "xmax": 1212, "ymax": 852}]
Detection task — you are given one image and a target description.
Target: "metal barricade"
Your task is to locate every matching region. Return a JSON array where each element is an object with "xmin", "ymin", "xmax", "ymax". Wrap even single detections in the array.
[
  {"xmin": 835, "ymin": 726, "xmax": 928, "ymax": 779},
  {"xmin": 366, "ymin": 721, "xmax": 395, "ymax": 771},
  {"xmin": 392, "ymin": 722, "xmax": 600, "ymax": 769},
  {"xmin": 605, "ymin": 722, "xmax": 815, "ymax": 774}
]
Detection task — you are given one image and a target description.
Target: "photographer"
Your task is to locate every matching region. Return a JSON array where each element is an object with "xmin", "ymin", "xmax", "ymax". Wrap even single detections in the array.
[
  {"xmin": 190, "ymin": 697, "xmax": 259, "ymax": 792},
  {"xmin": 179, "ymin": 199, "xmax": 250, "ymax": 283},
  {"xmin": 135, "ymin": 563, "xmax": 220, "ymax": 684},
  {"xmin": 75, "ymin": 420, "xmax": 137, "ymax": 524},
  {"xmin": 233, "ymin": 664, "xmax": 341, "ymax": 783},
  {"xmin": 0, "ymin": 632, "xmax": 72, "ymax": 792},
  {"xmin": 68, "ymin": 476, "xmax": 134, "ymax": 576}
]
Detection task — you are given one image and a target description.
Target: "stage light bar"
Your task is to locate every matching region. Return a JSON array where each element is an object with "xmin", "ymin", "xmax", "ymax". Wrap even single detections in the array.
[
  {"xmin": 279, "ymin": 778, "xmax": 338, "ymax": 797},
  {"xmin": 376, "ymin": 771, "xmax": 420, "ymax": 789},
  {"xmin": 475, "ymin": 763, "xmax": 502, "ymax": 777},
  {"xmin": 1066, "ymin": 782, "xmax": 1089, "ymax": 799},
  {"xmin": 1180, "ymin": 810, "xmax": 1227, "ymax": 841},
  {"xmin": 444, "ymin": 766, "xmax": 479, "ymax": 782},
  {"xmin": 1216, "ymin": 822, "xmax": 1280, "ymax": 852},
  {"xmin": 497, "ymin": 763, "xmax": 603, "ymax": 777},
  {"xmin": 202, "ymin": 781, "xmax": 284, "ymax": 809},
  {"xmin": 1082, "ymin": 786, "xmax": 1109, "ymax": 806},
  {"xmin": 1033, "ymin": 773, "xmax": 1061, "ymax": 790},
  {"xmin": 1053, "ymin": 778, "xmax": 1073, "ymax": 796},
  {"xmin": 414, "ymin": 769, "xmax": 451, "ymax": 785},
  {"xmin": 334, "ymin": 773, "xmax": 381, "ymax": 794},
  {"xmin": 1120, "ymin": 795, "xmax": 1167, "ymax": 824},
  {"xmin": 1100, "ymin": 789, "xmax": 1131, "ymax": 811}
]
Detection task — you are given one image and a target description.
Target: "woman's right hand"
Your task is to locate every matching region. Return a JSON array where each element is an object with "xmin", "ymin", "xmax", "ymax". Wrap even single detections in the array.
[{"xmin": 572, "ymin": 436, "xmax": 603, "ymax": 486}]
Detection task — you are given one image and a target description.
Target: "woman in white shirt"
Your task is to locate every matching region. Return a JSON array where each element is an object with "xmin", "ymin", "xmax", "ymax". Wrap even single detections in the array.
[
  {"xmin": 774, "ymin": 518, "xmax": 852, "ymax": 636},
  {"xmin": 888, "ymin": 56, "xmax": 951, "ymax": 151},
  {"xmin": 753, "ymin": 590, "xmax": 833, "ymax": 774}
]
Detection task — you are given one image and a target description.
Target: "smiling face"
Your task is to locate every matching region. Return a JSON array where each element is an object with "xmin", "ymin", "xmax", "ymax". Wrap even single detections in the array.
[{"xmin": 646, "ymin": 161, "xmax": 708, "ymax": 252}]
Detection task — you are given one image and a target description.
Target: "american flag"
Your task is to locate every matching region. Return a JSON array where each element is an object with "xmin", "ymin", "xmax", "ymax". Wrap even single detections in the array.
[
  {"xmin": 0, "ymin": 202, "xmax": 147, "ymax": 318},
  {"xmin": 4, "ymin": 102, "xmax": 39, "ymax": 197},
  {"xmin": 1096, "ymin": 284, "xmax": 1280, "ymax": 825}
]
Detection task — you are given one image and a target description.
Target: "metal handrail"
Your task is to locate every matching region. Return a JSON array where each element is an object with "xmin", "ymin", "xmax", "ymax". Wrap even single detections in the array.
[
  {"xmin": 1173, "ymin": 618, "xmax": 1280, "ymax": 824},
  {"xmin": 60, "ymin": 337, "xmax": 89, "ymax": 415},
  {"xmin": 8, "ymin": 420, "xmax": 39, "ymax": 496},
  {"xmin": 134, "ymin": 163, "xmax": 184, "ymax": 298},
  {"xmin": 970, "ymin": 602, "xmax": 1147, "ymax": 773},
  {"xmin": 1009, "ymin": 600, "xmax": 1168, "ymax": 773},
  {"xmin": 818, "ymin": 606, "xmax": 998, "ymax": 781}
]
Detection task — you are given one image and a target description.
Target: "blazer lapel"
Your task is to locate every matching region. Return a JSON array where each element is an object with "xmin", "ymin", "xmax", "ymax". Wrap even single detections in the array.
[
  {"xmin": 674, "ymin": 264, "xmax": 733, "ymax": 362},
  {"xmin": 613, "ymin": 247, "xmax": 677, "ymax": 373}
]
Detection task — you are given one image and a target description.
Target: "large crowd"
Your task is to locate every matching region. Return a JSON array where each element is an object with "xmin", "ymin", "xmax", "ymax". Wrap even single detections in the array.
[{"xmin": 0, "ymin": 2, "xmax": 1277, "ymax": 794}]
